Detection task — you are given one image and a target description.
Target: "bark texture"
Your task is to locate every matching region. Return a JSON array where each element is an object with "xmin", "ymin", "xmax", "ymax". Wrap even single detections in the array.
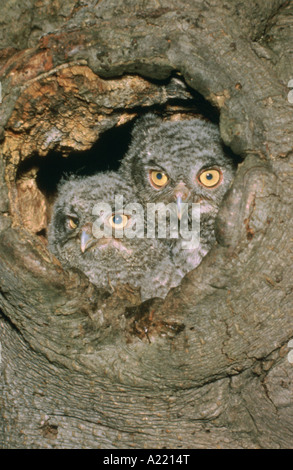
[{"xmin": 0, "ymin": 0, "xmax": 292, "ymax": 448}]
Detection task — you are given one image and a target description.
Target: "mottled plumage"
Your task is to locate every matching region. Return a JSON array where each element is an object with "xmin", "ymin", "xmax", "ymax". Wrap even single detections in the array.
[
  {"xmin": 120, "ymin": 113, "xmax": 236, "ymax": 274},
  {"xmin": 48, "ymin": 172, "xmax": 180, "ymax": 300}
]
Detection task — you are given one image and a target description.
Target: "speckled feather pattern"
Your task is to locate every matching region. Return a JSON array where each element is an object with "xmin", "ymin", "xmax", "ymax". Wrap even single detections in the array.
[
  {"xmin": 48, "ymin": 172, "xmax": 181, "ymax": 300},
  {"xmin": 120, "ymin": 113, "xmax": 236, "ymax": 275},
  {"xmin": 49, "ymin": 114, "xmax": 236, "ymax": 299}
]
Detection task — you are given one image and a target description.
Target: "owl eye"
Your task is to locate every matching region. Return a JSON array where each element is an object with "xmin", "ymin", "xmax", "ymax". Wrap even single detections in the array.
[
  {"xmin": 198, "ymin": 169, "xmax": 222, "ymax": 188},
  {"xmin": 68, "ymin": 216, "xmax": 79, "ymax": 230},
  {"xmin": 149, "ymin": 170, "xmax": 169, "ymax": 189},
  {"xmin": 108, "ymin": 213, "xmax": 129, "ymax": 229}
]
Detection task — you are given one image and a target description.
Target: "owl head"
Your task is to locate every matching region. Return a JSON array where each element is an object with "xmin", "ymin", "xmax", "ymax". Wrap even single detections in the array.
[
  {"xmin": 120, "ymin": 113, "xmax": 236, "ymax": 219},
  {"xmin": 48, "ymin": 171, "xmax": 178, "ymax": 299}
]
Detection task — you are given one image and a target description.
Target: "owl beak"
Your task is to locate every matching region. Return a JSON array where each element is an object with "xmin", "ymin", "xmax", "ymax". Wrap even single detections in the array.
[
  {"xmin": 174, "ymin": 183, "xmax": 190, "ymax": 220},
  {"xmin": 176, "ymin": 195, "xmax": 183, "ymax": 220},
  {"xmin": 80, "ymin": 223, "xmax": 95, "ymax": 253}
]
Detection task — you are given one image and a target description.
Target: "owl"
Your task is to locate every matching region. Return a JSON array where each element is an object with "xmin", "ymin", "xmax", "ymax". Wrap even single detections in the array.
[
  {"xmin": 120, "ymin": 113, "xmax": 236, "ymax": 275},
  {"xmin": 48, "ymin": 171, "xmax": 181, "ymax": 301}
]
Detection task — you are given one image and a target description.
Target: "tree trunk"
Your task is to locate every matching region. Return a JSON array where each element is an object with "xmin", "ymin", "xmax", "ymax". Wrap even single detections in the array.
[{"xmin": 0, "ymin": 0, "xmax": 292, "ymax": 449}]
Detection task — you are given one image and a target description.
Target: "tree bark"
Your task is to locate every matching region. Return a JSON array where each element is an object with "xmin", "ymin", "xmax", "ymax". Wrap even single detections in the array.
[{"xmin": 0, "ymin": 0, "xmax": 292, "ymax": 448}]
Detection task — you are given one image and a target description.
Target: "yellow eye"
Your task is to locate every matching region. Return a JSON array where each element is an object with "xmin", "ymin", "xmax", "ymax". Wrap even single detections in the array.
[
  {"xmin": 109, "ymin": 214, "xmax": 129, "ymax": 229},
  {"xmin": 149, "ymin": 170, "xmax": 169, "ymax": 189},
  {"xmin": 68, "ymin": 217, "xmax": 79, "ymax": 229},
  {"xmin": 198, "ymin": 169, "xmax": 222, "ymax": 188}
]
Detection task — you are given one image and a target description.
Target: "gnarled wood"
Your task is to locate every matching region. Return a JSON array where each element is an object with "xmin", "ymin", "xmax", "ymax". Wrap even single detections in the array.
[{"xmin": 0, "ymin": 0, "xmax": 292, "ymax": 449}]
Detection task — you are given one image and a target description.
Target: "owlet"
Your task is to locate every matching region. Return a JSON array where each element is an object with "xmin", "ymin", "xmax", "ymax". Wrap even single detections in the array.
[{"xmin": 120, "ymin": 113, "xmax": 236, "ymax": 275}]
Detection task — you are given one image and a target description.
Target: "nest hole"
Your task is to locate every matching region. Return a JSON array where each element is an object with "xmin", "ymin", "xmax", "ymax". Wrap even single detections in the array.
[{"xmin": 14, "ymin": 77, "xmax": 239, "ymax": 243}]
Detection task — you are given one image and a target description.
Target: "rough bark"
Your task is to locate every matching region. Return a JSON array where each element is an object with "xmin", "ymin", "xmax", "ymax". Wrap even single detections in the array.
[{"xmin": 0, "ymin": 0, "xmax": 292, "ymax": 448}]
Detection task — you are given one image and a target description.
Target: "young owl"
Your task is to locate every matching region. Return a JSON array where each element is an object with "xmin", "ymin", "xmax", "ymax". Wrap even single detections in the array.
[
  {"xmin": 48, "ymin": 171, "xmax": 181, "ymax": 300},
  {"xmin": 120, "ymin": 113, "xmax": 236, "ymax": 275}
]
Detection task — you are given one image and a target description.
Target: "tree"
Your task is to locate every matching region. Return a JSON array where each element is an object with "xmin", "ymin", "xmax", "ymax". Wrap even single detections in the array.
[{"xmin": 0, "ymin": 0, "xmax": 292, "ymax": 448}]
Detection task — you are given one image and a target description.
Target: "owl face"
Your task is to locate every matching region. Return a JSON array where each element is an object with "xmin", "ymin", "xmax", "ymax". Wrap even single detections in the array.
[
  {"xmin": 52, "ymin": 201, "xmax": 135, "ymax": 258},
  {"xmin": 48, "ymin": 172, "xmax": 177, "ymax": 299},
  {"xmin": 122, "ymin": 114, "xmax": 236, "ymax": 219},
  {"xmin": 48, "ymin": 173, "xmax": 132, "ymax": 262}
]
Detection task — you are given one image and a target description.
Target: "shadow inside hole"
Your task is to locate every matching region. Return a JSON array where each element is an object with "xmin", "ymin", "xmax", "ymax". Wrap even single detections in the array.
[
  {"xmin": 35, "ymin": 119, "xmax": 135, "ymax": 198},
  {"xmin": 16, "ymin": 74, "xmax": 241, "ymax": 242},
  {"xmin": 33, "ymin": 74, "xmax": 225, "ymax": 193},
  {"xmin": 17, "ymin": 73, "xmax": 229, "ymax": 201}
]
